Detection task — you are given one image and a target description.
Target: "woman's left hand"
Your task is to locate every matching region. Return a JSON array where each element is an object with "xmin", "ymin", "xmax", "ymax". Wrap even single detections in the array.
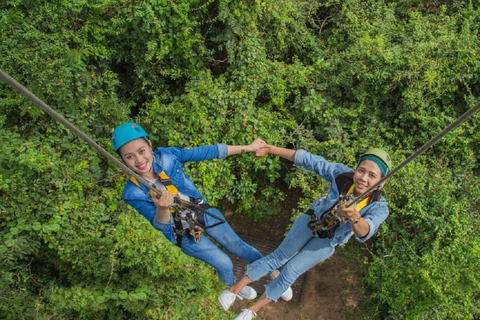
[
  {"xmin": 248, "ymin": 138, "xmax": 268, "ymax": 151},
  {"xmin": 337, "ymin": 200, "xmax": 369, "ymax": 237}
]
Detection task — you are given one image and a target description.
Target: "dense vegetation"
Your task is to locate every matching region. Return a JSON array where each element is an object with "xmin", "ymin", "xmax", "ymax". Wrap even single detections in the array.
[{"xmin": 1, "ymin": 0, "xmax": 479, "ymax": 319}]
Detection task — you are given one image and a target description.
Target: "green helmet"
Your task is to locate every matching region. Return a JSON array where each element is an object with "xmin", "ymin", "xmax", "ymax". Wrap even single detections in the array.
[
  {"xmin": 359, "ymin": 148, "xmax": 392, "ymax": 175},
  {"xmin": 111, "ymin": 122, "xmax": 149, "ymax": 152}
]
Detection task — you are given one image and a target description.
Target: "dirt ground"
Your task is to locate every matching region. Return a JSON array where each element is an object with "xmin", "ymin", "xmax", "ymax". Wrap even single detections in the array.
[{"xmin": 226, "ymin": 193, "xmax": 364, "ymax": 320}]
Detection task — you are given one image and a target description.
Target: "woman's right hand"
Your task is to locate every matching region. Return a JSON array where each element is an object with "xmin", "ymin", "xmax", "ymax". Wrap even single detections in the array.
[
  {"xmin": 152, "ymin": 190, "xmax": 174, "ymax": 209},
  {"xmin": 255, "ymin": 144, "xmax": 271, "ymax": 158},
  {"xmin": 153, "ymin": 190, "xmax": 174, "ymax": 222}
]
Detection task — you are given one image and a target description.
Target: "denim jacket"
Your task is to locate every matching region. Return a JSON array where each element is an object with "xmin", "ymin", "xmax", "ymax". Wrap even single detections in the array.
[
  {"xmin": 294, "ymin": 149, "xmax": 389, "ymax": 246},
  {"xmin": 123, "ymin": 143, "xmax": 229, "ymax": 243}
]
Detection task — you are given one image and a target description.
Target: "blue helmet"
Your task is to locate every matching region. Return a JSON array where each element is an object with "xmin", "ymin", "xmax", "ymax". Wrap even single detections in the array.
[{"xmin": 111, "ymin": 122, "xmax": 149, "ymax": 152}]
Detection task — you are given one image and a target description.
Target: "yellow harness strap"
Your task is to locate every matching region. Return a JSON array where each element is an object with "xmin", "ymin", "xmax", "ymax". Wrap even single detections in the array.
[
  {"xmin": 130, "ymin": 170, "xmax": 179, "ymax": 197},
  {"xmin": 346, "ymin": 184, "xmax": 369, "ymax": 212},
  {"xmin": 129, "ymin": 171, "xmax": 205, "ymax": 244},
  {"xmin": 157, "ymin": 171, "xmax": 179, "ymax": 195}
]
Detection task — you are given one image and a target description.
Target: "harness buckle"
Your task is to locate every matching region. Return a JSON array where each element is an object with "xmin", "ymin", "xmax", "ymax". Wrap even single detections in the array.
[
  {"xmin": 307, "ymin": 204, "xmax": 343, "ymax": 239},
  {"xmin": 190, "ymin": 226, "xmax": 202, "ymax": 243}
]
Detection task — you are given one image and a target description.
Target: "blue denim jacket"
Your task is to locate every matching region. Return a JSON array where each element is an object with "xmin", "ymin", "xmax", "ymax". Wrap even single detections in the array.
[
  {"xmin": 123, "ymin": 143, "xmax": 229, "ymax": 243},
  {"xmin": 294, "ymin": 149, "xmax": 389, "ymax": 246}
]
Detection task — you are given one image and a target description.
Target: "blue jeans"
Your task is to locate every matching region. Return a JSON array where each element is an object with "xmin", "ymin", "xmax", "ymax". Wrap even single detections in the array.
[
  {"xmin": 180, "ymin": 208, "xmax": 263, "ymax": 286},
  {"xmin": 246, "ymin": 214, "xmax": 336, "ymax": 301}
]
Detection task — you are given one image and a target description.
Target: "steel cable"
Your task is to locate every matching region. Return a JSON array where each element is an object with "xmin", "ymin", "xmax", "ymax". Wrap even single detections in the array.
[
  {"xmin": 0, "ymin": 69, "xmax": 162, "ymax": 196},
  {"xmin": 349, "ymin": 100, "xmax": 480, "ymax": 206}
]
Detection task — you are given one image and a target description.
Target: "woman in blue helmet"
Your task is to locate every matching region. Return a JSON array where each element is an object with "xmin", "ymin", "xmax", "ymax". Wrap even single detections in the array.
[
  {"xmin": 221, "ymin": 144, "xmax": 392, "ymax": 320},
  {"xmin": 111, "ymin": 122, "xmax": 292, "ymax": 304}
]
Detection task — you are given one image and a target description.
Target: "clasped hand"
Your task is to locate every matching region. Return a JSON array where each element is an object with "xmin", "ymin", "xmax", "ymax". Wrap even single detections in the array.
[
  {"xmin": 152, "ymin": 190, "xmax": 174, "ymax": 209},
  {"xmin": 247, "ymin": 138, "xmax": 270, "ymax": 159},
  {"xmin": 336, "ymin": 201, "xmax": 358, "ymax": 221}
]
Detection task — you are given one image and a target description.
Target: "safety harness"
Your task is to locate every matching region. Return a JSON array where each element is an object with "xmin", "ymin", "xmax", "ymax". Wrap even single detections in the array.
[
  {"xmin": 130, "ymin": 171, "xmax": 225, "ymax": 247},
  {"xmin": 1, "ymin": 69, "xmax": 479, "ymax": 242},
  {"xmin": 307, "ymin": 172, "xmax": 375, "ymax": 238}
]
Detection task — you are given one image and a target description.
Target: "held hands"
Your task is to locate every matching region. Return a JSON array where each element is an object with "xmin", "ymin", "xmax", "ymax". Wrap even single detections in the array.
[
  {"xmin": 231, "ymin": 139, "xmax": 270, "ymax": 158},
  {"xmin": 254, "ymin": 144, "xmax": 270, "ymax": 158},
  {"xmin": 247, "ymin": 138, "xmax": 268, "ymax": 152},
  {"xmin": 246, "ymin": 138, "xmax": 270, "ymax": 158}
]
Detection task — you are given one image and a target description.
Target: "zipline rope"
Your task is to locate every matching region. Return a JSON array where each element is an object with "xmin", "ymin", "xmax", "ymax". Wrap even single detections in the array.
[
  {"xmin": 349, "ymin": 100, "xmax": 480, "ymax": 206},
  {"xmin": 0, "ymin": 69, "xmax": 162, "ymax": 197},
  {"xmin": 1, "ymin": 69, "xmax": 479, "ymax": 205}
]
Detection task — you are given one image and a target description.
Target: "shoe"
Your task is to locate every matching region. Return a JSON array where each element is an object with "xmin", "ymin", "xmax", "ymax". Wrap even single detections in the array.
[
  {"xmin": 234, "ymin": 309, "xmax": 257, "ymax": 320},
  {"xmin": 280, "ymin": 286, "xmax": 293, "ymax": 301},
  {"xmin": 237, "ymin": 285, "xmax": 257, "ymax": 300},
  {"xmin": 218, "ymin": 289, "xmax": 237, "ymax": 311}
]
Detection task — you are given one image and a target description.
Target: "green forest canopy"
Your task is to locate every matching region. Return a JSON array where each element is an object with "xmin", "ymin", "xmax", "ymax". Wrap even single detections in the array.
[{"xmin": 1, "ymin": 0, "xmax": 479, "ymax": 319}]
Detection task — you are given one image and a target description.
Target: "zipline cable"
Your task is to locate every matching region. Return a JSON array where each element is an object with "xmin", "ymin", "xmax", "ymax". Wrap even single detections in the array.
[
  {"xmin": 1, "ymin": 69, "xmax": 479, "ymax": 205},
  {"xmin": 348, "ymin": 100, "xmax": 480, "ymax": 206},
  {"xmin": 0, "ymin": 69, "xmax": 163, "ymax": 197}
]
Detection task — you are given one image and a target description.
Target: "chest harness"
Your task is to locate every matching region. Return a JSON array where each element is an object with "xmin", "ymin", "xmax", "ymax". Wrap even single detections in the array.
[
  {"xmin": 130, "ymin": 171, "xmax": 225, "ymax": 247},
  {"xmin": 307, "ymin": 173, "xmax": 372, "ymax": 239}
]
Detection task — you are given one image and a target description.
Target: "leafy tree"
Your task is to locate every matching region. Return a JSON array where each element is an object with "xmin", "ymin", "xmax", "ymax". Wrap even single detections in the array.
[{"xmin": 1, "ymin": 0, "xmax": 479, "ymax": 319}]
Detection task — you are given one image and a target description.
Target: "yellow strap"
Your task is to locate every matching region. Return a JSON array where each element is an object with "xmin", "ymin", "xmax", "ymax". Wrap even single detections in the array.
[
  {"xmin": 346, "ymin": 184, "xmax": 369, "ymax": 212},
  {"xmin": 158, "ymin": 171, "xmax": 178, "ymax": 195},
  {"xmin": 130, "ymin": 170, "xmax": 179, "ymax": 197}
]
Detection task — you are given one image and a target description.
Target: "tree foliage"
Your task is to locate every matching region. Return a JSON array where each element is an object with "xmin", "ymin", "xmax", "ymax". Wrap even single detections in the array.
[{"xmin": 1, "ymin": 0, "xmax": 479, "ymax": 319}]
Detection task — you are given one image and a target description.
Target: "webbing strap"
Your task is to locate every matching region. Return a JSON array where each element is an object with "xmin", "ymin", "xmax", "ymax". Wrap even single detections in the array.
[
  {"xmin": 130, "ymin": 170, "xmax": 179, "ymax": 197},
  {"xmin": 129, "ymin": 171, "xmax": 193, "ymax": 247},
  {"xmin": 129, "ymin": 170, "xmax": 225, "ymax": 230},
  {"xmin": 158, "ymin": 171, "xmax": 179, "ymax": 195},
  {"xmin": 308, "ymin": 183, "xmax": 370, "ymax": 238},
  {"xmin": 307, "ymin": 184, "xmax": 369, "ymax": 218},
  {"xmin": 346, "ymin": 185, "xmax": 369, "ymax": 212}
]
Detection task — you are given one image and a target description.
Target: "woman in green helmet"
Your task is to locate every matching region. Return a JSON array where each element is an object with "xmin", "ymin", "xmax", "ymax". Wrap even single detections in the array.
[{"xmin": 218, "ymin": 145, "xmax": 392, "ymax": 320}]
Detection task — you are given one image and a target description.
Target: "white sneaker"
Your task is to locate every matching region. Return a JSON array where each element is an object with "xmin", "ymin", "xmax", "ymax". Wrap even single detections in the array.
[
  {"xmin": 237, "ymin": 285, "xmax": 257, "ymax": 300},
  {"xmin": 234, "ymin": 309, "xmax": 257, "ymax": 320},
  {"xmin": 218, "ymin": 289, "xmax": 237, "ymax": 311},
  {"xmin": 280, "ymin": 286, "xmax": 293, "ymax": 301}
]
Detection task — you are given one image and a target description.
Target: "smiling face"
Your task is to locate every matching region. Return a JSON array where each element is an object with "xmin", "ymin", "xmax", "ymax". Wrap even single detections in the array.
[
  {"xmin": 119, "ymin": 138, "xmax": 155, "ymax": 180},
  {"xmin": 353, "ymin": 159, "xmax": 383, "ymax": 196}
]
